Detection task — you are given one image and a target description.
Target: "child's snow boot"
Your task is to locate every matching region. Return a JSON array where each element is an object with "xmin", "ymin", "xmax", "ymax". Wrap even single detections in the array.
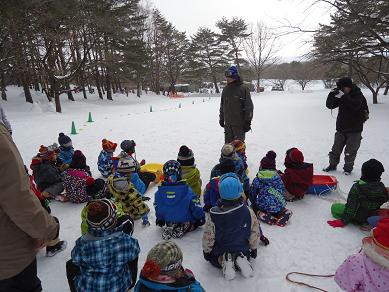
[
  {"xmin": 222, "ymin": 253, "xmax": 236, "ymax": 280},
  {"xmin": 46, "ymin": 240, "xmax": 67, "ymax": 257},
  {"xmin": 276, "ymin": 210, "xmax": 293, "ymax": 227},
  {"xmin": 235, "ymin": 253, "xmax": 254, "ymax": 278},
  {"xmin": 257, "ymin": 211, "xmax": 277, "ymax": 225},
  {"xmin": 162, "ymin": 225, "xmax": 173, "ymax": 240}
]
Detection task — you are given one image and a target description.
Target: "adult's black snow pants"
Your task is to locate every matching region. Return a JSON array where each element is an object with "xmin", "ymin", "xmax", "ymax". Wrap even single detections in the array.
[
  {"xmin": 0, "ymin": 259, "xmax": 41, "ymax": 292},
  {"xmin": 224, "ymin": 126, "xmax": 245, "ymax": 143},
  {"xmin": 329, "ymin": 131, "xmax": 362, "ymax": 172}
]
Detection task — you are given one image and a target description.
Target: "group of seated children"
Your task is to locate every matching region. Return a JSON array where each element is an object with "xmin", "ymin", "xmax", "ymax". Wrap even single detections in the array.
[
  {"xmin": 29, "ymin": 133, "xmax": 389, "ymax": 288},
  {"xmin": 67, "ymin": 197, "xmax": 205, "ymax": 291}
]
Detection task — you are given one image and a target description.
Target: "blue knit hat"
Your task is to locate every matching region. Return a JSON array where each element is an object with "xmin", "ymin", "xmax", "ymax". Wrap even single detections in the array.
[
  {"xmin": 225, "ymin": 66, "xmax": 240, "ymax": 81},
  {"xmin": 219, "ymin": 173, "xmax": 243, "ymax": 200}
]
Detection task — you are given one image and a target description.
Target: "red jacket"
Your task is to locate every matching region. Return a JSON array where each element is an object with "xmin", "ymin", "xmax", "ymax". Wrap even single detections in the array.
[{"xmin": 281, "ymin": 163, "xmax": 313, "ymax": 198}]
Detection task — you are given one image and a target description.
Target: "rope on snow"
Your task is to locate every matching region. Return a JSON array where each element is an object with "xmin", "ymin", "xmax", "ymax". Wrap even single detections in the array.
[{"xmin": 286, "ymin": 271, "xmax": 335, "ymax": 292}]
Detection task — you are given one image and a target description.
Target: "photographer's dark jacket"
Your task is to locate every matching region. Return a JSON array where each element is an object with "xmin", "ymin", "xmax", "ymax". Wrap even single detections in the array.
[
  {"xmin": 219, "ymin": 81, "xmax": 253, "ymax": 127},
  {"xmin": 326, "ymin": 85, "xmax": 368, "ymax": 133}
]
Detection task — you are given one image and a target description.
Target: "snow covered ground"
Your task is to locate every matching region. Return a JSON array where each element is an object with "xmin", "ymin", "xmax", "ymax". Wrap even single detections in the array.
[{"xmin": 2, "ymin": 85, "xmax": 389, "ymax": 291}]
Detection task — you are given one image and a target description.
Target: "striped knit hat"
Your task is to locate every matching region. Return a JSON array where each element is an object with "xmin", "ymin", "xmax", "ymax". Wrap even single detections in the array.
[
  {"xmin": 86, "ymin": 199, "xmax": 117, "ymax": 231},
  {"xmin": 141, "ymin": 241, "xmax": 183, "ymax": 279}
]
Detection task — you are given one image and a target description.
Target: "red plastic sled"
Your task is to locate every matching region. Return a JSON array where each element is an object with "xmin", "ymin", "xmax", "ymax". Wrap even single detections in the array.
[{"xmin": 306, "ymin": 175, "xmax": 338, "ymax": 195}]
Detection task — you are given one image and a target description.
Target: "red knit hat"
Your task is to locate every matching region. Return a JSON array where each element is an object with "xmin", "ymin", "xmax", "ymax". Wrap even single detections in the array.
[
  {"xmin": 373, "ymin": 218, "xmax": 389, "ymax": 249},
  {"xmin": 102, "ymin": 139, "xmax": 117, "ymax": 152},
  {"xmin": 289, "ymin": 148, "xmax": 304, "ymax": 163},
  {"xmin": 86, "ymin": 177, "xmax": 95, "ymax": 187}
]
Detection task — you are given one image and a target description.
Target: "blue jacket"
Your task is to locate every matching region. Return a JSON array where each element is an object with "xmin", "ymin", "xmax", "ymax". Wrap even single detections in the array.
[
  {"xmin": 211, "ymin": 155, "xmax": 249, "ymax": 191},
  {"xmin": 59, "ymin": 146, "xmax": 74, "ymax": 165},
  {"xmin": 250, "ymin": 170, "xmax": 286, "ymax": 214},
  {"xmin": 131, "ymin": 172, "xmax": 146, "ymax": 195},
  {"xmin": 154, "ymin": 182, "xmax": 205, "ymax": 224},
  {"xmin": 203, "ymin": 177, "xmax": 221, "ymax": 209},
  {"xmin": 134, "ymin": 275, "xmax": 204, "ymax": 292},
  {"xmin": 71, "ymin": 226, "xmax": 140, "ymax": 292},
  {"xmin": 210, "ymin": 201, "xmax": 252, "ymax": 256},
  {"xmin": 98, "ymin": 150, "xmax": 113, "ymax": 178}
]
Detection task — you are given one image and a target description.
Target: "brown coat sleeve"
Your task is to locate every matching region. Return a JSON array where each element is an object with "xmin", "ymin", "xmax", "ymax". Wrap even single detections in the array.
[{"xmin": 0, "ymin": 124, "xmax": 58, "ymax": 240}]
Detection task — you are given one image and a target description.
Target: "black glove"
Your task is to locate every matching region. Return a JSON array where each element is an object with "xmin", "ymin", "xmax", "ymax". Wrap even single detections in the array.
[
  {"xmin": 203, "ymin": 205, "xmax": 212, "ymax": 212},
  {"xmin": 193, "ymin": 218, "xmax": 206, "ymax": 229},
  {"xmin": 260, "ymin": 235, "xmax": 270, "ymax": 246},
  {"xmin": 142, "ymin": 196, "xmax": 151, "ymax": 201},
  {"xmin": 250, "ymin": 249, "xmax": 257, "ymax": 259},
  {"xmin": 156, "ymin": 219, "xmax": 165, "ymax": 227},
  {"xmin": 243, "ymin": 121, "xmax": 251, "ymax": 132},
  {"xmin": 219, "ymin": 119, "xmax": 224, "ymax": 128},
  {"xmin": 203, "ymin": 251, "xmax": 212, "ymax": 261}
]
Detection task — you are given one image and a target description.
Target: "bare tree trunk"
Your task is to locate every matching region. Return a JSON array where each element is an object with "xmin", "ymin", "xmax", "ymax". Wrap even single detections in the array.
[
  {"xmin": 1, "ymin": 72, "xmax": 6, "ymax": 101},
  {"xmin": 384, "ymin": 82, "xmax": 389, "ymax": 95},
  {"xmin": 212, "ymin": 74, "xmax": 220, "ymax": 94},
  {"xmin": 103, "ymin": 36, "xmax": 112, "ymax": 100}
]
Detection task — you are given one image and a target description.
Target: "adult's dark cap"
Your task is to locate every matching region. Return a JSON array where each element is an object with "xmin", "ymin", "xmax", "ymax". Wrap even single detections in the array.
[{"xmin": 336, "ymin": 77, "xmax": 353, "ymax": 89}]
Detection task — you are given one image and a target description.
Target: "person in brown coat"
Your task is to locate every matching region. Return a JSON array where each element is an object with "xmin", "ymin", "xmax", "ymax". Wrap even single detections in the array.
[{"xmin": 0, "ymin": 123, "xmax": 59, "ymax": 291}]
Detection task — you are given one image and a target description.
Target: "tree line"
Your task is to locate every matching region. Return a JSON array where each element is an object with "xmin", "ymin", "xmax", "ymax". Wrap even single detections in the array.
[{"xmin": 0, "ymin": 0, "xmax": 387, "ymax": 112}]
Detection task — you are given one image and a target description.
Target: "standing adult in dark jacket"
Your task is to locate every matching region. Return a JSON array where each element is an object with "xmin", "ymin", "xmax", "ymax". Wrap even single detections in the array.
[
  {"xmin": 219, "ymin": 66, "xmax": 253, "ymax": 143},
  {"xmin": 323, "ymin": 77, "xmax": 369, "ymax": 174}
]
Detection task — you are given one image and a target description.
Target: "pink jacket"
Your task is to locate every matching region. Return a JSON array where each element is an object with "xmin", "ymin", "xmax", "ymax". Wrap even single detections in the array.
[{"xmin": 335, "ymin": 239, "xmax": 389, "ymax": 291}]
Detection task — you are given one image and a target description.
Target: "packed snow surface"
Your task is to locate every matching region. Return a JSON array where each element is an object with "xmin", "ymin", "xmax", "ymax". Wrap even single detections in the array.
[{"xmin": 2, "ymin": 83, "xmax": 388, "ymax": 291}]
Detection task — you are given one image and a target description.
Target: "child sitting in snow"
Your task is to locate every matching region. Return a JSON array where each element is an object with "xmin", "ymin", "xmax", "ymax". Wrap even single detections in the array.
[
  {"xmin": 203, "ymin": 173, "xmax": 268, "ymax": 280},
  {"xmin": 135, "ymin": 241, "xmax": 205, "ymax": 291},
  {"xmin": 107, "ymin": 154, "xmax": 150, "ymax": 224},
  {"xmin": 210, "ymin": 143, "xmax": 250, "ymax": 196},
  {"xmin": 334, "ymin": 218, "xmax": 389, "ymax": 292},
  {"xmin": 97, "ymin": 139, "xmax": 117, "ymax": 177},
  {"xmin": 25, "ymin": 166, "xmax": 67, "ymax": 257},
  {"xmin": 30, "ymin": 144, "xmax": 64, "ymax": 200},
  {"xmin": 120, "ymin": 139, "xmax": 157, "ymax": 188},
  {"xmin": 328, "ymin": 159, "xmax": 389, "ymax": 228},
  {"xmin": 154, "ymin": 160, "xmax": 205, "ymax": 240},
  {"xmin": 203, "ymin": 159, "xmax": 236, "ymax": 212},
  {"xmin": 280, "ymin": 147, "xmax": 313, "ymax": 201},
  {"xmin": 231, "ymin": 139, "xmax": 248, "ymax": 172},
  {"xmin": 177, "ymin": 145, "xmax": 202, "ymax": 196},
  {"xmin": 63, "ymin": 150, "xmax": 92, "ymax": 203},
  {"xmin": 66, "ymin": 199, "xmax": 140, "ymax": 292},
  {"xmin": 58, "ymin": 132, "xmax": 74, "ymax": 168},
  {"xmin": 250, "ymin": 151, "xmax": 291, "ymax": 226},
  {"xmin": 80, "ymin": 177, "xmax": 135, "ymax": 236}
]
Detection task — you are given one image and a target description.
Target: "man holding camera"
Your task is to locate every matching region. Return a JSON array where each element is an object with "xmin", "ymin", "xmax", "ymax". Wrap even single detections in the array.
[
  {"xmin": 323, "ymin": 77, "xmax": 369, "ymax": 175},
  {"xmin": 219, "ymin": 66, "xmax": 254, "ymax": 143}
]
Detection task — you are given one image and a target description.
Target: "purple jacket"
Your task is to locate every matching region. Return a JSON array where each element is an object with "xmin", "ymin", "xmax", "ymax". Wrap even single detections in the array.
[{"xmin": 335, "ymin": 240, "xmax": 389, "ymax": 291}]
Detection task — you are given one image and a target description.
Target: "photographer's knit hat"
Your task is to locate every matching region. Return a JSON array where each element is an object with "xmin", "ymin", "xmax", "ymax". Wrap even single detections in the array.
[{"xmin": 141, "ymin": 241, "xmax": 184, "ymax": 279}]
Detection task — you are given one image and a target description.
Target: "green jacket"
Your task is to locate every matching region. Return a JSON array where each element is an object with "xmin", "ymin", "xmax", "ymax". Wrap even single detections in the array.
[
  {"xmin": 219, "ymin": 81, "xmax": 253, "ymax": 127},
  {"xmin": 80, "ymin": 201, "xmax": 126, "ymax": 235},
  {"xmin": 342, "ymin": 180, "xmax": 389, "ymax": 224},
  {"xmin": 181, "ymin": 165, "xmax": 202, "ymax": 196}
]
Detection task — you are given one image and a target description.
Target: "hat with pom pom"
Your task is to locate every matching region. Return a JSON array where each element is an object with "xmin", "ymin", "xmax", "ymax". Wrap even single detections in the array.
[
  {"xmin": 58, "ymin": 132, "xmax": 72, "ymax": 148},
  {"xmin": 141, "ymin": 241, "xmax": 183, "ymax": 279},
  {"xmin": 102, "ymin": 139, "xmax": 117, "ymax": 152},
  {"xmin": 260, "ymin": 150, "xmax": 277, "ymax": 170}
]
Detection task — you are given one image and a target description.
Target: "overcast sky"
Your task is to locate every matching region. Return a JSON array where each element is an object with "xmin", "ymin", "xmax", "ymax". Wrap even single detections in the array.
[{"xmin": 149, "ymin": 0, "xmax": 332, "ymax": 61}]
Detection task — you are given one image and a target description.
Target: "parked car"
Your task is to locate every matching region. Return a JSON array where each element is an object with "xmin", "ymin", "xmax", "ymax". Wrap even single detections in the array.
[{"xmin": 271, "ymin": 85, "xmax": 284, "ymax": 91}]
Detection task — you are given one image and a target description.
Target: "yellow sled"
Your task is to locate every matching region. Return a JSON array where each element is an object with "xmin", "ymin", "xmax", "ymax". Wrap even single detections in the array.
[{"xmin": 140, "ymin": 163, "xmax": 164, "ymax": 183}]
